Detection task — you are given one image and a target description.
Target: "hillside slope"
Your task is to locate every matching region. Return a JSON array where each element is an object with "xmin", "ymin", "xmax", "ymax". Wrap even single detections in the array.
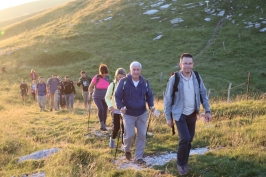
[{"xmin": 0, "ymin": 0, "xmax": 266, "ymax": 96}]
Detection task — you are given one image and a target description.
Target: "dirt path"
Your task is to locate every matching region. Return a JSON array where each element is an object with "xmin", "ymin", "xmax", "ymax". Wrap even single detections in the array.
[{"xmin": 194, "ymin": 17, "xmax": 226, "ymax": 59}]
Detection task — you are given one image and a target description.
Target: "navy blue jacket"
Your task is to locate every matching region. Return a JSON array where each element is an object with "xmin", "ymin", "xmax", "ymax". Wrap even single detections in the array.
[{"xmin": 115, "ymin": 74, "xmax": 154, "ymax": 116}]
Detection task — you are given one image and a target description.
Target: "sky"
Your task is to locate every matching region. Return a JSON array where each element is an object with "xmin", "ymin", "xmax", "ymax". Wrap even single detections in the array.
[{"xmin": 0, "ymin": 0, "xmax": 39, "ymax": 11}]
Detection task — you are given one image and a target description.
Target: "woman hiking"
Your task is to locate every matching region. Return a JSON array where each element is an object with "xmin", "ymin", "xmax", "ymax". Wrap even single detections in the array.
[
  {"xmin": 105, "ymin": 68, "xmax": 126, "ymax": 148},
  {"xmin": 89, "ymin": 64, "xmax": 110, "ymax": 131}
]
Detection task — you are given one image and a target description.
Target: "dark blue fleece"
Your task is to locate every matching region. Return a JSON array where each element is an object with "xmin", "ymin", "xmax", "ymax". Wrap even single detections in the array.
[{"xmin": 115, "ymin": 74, "xmax": 154, "ymax": 116}]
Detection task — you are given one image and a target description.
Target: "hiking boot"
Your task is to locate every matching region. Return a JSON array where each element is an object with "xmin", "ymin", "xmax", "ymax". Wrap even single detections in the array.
[
  {"xmin": 185, "ymin": 164, "xmax": 192, "ymax": 171},
  {"xmin": 109, "ymin": 137, "xmax": 115, "ymax": 148},
  {"xmin": 134, "ymin": 158, "xmax": 146, "ymax": 165},
  {"xmin": 125, "ymin": 152, "xmax": 132, "ymax": 160},
  {"xmin": 100, "ymin": 121, "xmax": 107, "ymax": 131},
  {"xmin": 177, "ymin": 165, "xmax": 187, "ymax": 176}
]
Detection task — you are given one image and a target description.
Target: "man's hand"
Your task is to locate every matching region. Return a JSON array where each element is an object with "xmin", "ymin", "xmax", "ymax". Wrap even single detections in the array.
[
  {"xmin": 120, "ymin": 107, "xmax": 126, "ymax": 114},
  {"xmin": 205, "ymin": 113, "xmax": 212, "ymax": 122},
  {"xmin": 74, "ymin": 94, "xmax": 76, "ymax": 98},
  {"xmin": 167, "ymin": 119, "xmax": 174, "ymax": 128},
  {"xmin": 150, "ymin": 106, "xmax": 155, "ymax": 112}
]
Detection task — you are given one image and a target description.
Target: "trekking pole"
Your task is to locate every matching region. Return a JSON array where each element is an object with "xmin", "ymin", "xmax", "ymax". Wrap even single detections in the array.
[
  {"xmin": 146, "ymin": 111, "xmax": 153, "ymax": 136},
  {"xmin": 87, "ymin": 99, "xmax": 91, "ymax": 132},
  {"xmin": 171, "ymin": 113, "xmax": 175, "ymax": 135},
  {"xmin": 114, "ymin": 114, "xmax": 122, "ymax": 159}
]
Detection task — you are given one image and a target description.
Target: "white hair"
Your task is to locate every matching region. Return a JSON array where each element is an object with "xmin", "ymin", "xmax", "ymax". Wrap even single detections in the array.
[{"xmin": 130, "ymin": 61, "xmax": 142, "ymax": 70}]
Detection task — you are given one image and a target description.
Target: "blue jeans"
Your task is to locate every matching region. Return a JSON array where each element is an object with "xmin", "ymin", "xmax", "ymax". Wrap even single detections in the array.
[
  {"xmin": 93, "ymin": 98, "xmax": 108, "ymax": 123},
  {"xmin": 64, "ymin": 93, "xmax": 74, "ymax": 110},
  {"xmin": 175, "ymin": 111, "xmax": 197, "ymax": 166}
]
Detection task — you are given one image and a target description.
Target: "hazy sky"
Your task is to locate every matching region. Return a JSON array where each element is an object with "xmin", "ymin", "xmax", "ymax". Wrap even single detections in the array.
[{"xmin": 0, "ymin": 0, "xmax": 39, "ymax": 10}]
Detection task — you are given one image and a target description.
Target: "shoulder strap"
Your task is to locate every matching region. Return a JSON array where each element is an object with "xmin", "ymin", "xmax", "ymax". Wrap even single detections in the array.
[
  {"xmin": 171, "ymin": 72, "xmax": 179, "ymax": 105},
  {"xmin": 111, "ymin": 82, "xmax": 115, "ymax": 98},
  {"xmin": 193, "ymin": 71, "xmax": 203, "ymax": 104},
  {"xmin": 123, "ymin": 77, "xmax": 128, "ymax": 90},
  {"xmin": 96, "ymin": 75, "xmax": 101, "ymax": 85}
]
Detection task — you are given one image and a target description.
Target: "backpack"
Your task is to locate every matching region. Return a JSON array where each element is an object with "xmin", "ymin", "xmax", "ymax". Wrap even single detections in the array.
[
  {"xmin": 171, "ymin": 71, "xmax": 202, "ymax": 105},
  {"xmin": 96, "ymin": 74, "xmax": 110, "ymax": 86}
]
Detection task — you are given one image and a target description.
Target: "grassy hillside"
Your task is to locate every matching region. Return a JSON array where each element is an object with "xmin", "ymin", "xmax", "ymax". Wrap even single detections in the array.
[
  {"xmin": 0, "ymin": 82, "xmax": 265, "ymax": 176},
  {"xmin": 0, "ymin": 0, "xmax": 72, "ymax": 24},
  {"xmin": 0, "ymin": 0, "xmax": 266, "ymax": 98},
  {"xmin": 0, "ymin": 1, "xmax": 266, "ymax": 175}
]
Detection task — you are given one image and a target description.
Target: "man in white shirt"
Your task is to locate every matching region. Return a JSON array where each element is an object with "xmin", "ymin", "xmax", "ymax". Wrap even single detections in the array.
[{"xmin": 164, "ymin": 53, "xmax": 212, "ymax": 175}]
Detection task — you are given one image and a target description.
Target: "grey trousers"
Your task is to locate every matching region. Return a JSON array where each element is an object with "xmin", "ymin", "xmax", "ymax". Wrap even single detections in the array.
[
  {"xmin": 64, "ymin": 93, "xmax": 74, "ymax": 110},
  {"xmin": 123, "ymin": 111, "xmax": 148, "ymax": 160},
  {"xmin": 38, "ymin": 95, "xmax": 46, "ymax": 109},
  {"xmin": 54, "ymin": 90, "xmax": 60, "ymax": 110},
  {"xmin": 82, "ymin": 91, "xmax": 89, "ymax": 108}
]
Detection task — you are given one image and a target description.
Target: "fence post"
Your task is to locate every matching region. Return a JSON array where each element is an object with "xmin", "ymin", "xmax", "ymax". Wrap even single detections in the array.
[
  {"xmin": 227, "ymin": 83, "xmax": 232, "ymax": 103},
  {"xmin": 160, "ymin": 72, "xmax": 163, "ymax": 83},
  {"xmin": 223, "ymin": 41, "xmax": 226, "ymax": 50},
  {"xmin": 246, "ymin": 72, "xmax": 250, "ymax": 100}
]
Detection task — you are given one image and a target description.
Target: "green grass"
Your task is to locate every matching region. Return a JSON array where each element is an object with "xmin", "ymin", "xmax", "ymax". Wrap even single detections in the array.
[
  {"xmin": 0, "ymin": 0, "xmax": 266, "ymax": 176},
  {"xmin": 0, "ymin": 0, "xmax": 266, "ymax": 97},
  {"xmin": 0, "ymin": 82, "xmax": 266, "ymax": 176}
]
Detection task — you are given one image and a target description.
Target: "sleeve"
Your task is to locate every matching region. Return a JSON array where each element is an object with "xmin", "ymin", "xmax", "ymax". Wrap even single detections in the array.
[
  {"xmin": 77, "ymin": 78, "xmax": 82, "ymax": 86},
  {"xmin": 105, "ymin": 82, "xmax": 114, "ymax": 108},
  {"xmin": 199, "ymin": 75, "xmax": 211, "ymax": 112},
  {"xmin": 115, "ymin": 78, "xmax": 125, "ymax": 110},
  {"xmin": 91, "ymin": 75, "xmax": 97, "ymax": 84},
  {"xmin": 72, "ymin": 82, "xmax": 76, "ymax": 94},
  {"xmin": 46, "ymin": 78, "xmax": 50, "ymax": 87},
  {"xmin": 145, "ymin": 80, "xmax": 154, "ymax": 108},
  {"xmin": 164, "ymin": 75, "xmax": 175, "ymax": 121}
]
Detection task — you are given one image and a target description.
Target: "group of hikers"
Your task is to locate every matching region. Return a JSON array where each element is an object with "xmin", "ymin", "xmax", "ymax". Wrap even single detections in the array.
[{"xmin": 17, "ymin": 52, "xmax": 212, "ymax": 175}]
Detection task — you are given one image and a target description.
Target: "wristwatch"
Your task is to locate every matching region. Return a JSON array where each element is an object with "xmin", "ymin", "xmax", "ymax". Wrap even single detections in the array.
[{"xmin": 205, "ymin": 111, "xmax": 211, "ymax": 114}]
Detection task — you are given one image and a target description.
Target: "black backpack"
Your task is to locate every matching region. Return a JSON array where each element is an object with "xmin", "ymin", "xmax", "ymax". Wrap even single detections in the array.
[{"xmin": 171, "ymin": 71, "xmax": 202, "ymax": 105}]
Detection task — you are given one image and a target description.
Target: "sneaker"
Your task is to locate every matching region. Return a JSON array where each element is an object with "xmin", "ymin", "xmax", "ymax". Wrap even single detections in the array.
[
  {"xmin": 121, "ymin": 144, "xmax": 125, "ymax": 152},
  {"xmin": 100, "ymin": 127, "xmax": 107, "ymax": 131},
  {"xmin": 125, "ymin": 152, "xmax": 132, "ymax": 160},
  {"xmin": 109, "ymin": 137, "xmax": 115, "ymax": 148},
  {"xmin": 134, "ymin": 158, "xmax": 146, "ymax": 165},
  {"xmin": 177, "ymin": 165, "xmax": 187, "ymax": 176}
]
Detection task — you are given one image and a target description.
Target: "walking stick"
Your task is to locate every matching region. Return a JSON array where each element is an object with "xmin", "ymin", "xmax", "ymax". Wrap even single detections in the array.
[
  {"xmin": 146, "ymin": 111, "xmax": 152, "ymax": 136},
  {"xmin": 114, "ymin": 115, "xmax": 122, "ymax": 159},
  {"xmin": 171, "ymin": 113, "xmax": 175, "ymax": 135},
  {"xmin": 87, "ymin": 99, "xmax": 91, "ymax": 132}
]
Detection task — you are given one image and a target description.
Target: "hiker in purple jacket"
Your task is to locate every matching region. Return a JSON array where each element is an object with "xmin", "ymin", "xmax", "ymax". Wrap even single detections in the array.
[{"xmin": 115, "ymin": 61, "xmax": 155, "ymax": 165}]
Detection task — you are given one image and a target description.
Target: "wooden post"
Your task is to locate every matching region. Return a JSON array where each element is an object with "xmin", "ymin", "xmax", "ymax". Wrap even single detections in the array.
[
  {"xmin": 227, "ymin": 83, "xmax": 232, "ymax": 103},
  {"xmin": 246, "ymin": 72, "xmax": 250, "ymax": 100},
  {"xmin": 160, "ymin": 72, "xmax": 163, "ymax": 83},
  {"xmin": 223, "ymin": 41, "xmax": 225, "ymax": 50}
]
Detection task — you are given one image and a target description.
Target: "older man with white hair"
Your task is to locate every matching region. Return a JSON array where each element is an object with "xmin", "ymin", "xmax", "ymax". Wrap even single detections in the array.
[{"xmin": 115, "ymin": 61, "xmax": 155, "ymax": 165}]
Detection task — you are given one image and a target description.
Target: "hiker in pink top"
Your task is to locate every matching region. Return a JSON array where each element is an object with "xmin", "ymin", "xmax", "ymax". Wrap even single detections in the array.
[{"xmin": 89, "ymin": 64, "xmax": 110, "ymax": 131}]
